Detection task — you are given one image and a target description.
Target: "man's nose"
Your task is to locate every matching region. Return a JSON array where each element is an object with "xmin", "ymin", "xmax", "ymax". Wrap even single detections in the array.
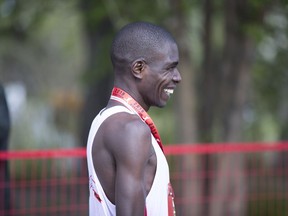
[{"xmin": 173, "ymin": 69, "xmax": 182, "ymax": 83}]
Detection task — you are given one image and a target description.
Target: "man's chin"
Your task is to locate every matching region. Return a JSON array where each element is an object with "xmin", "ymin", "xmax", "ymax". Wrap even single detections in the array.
[{"xmin": 156, "ymin": 100, "xmax": 168, "ymax": 108}]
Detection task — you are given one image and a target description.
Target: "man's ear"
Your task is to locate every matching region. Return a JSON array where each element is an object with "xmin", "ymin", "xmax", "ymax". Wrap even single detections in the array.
[{"xmin": 131, "ymin": 59, "xmax": 146, "ymax": 79}]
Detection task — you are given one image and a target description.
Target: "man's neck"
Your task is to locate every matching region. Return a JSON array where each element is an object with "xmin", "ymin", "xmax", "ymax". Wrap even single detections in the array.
[{"xmin": 113, "ymin": 83, "xmax": 149, "ymax": 111}]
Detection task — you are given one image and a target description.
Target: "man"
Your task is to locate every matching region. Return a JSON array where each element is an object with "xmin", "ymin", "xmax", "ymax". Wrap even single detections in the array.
[
  {"xmin": 0, "ymin": 83, "xmax": 11, "ymax": 212},
  {"xmin": 87, "ymin": 21, "xmax": 181, "ymax": 216}
]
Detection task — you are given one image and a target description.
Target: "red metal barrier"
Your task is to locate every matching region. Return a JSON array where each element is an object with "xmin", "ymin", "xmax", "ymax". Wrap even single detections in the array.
[
  {"xmin": 0, "ymin": 149, "xmax": 88, "ymax": 216},
  {"xmin": 164, "ymin": 142, "xmax": 288, "ymax": 154},
  {"xmin": 0, "ymin": 142, "xmax": 287, "ymax": 216}
]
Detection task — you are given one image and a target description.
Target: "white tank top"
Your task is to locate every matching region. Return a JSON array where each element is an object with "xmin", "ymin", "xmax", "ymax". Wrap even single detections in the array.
[{"xmin": 87, "ymin": 106, "xmax": 170, "ymax": 216}]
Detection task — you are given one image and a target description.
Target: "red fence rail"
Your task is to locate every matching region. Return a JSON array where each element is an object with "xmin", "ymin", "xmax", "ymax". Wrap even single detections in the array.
[{"xmin": 0, "ymin": 142, "xmax": 287, "ymax": 216}]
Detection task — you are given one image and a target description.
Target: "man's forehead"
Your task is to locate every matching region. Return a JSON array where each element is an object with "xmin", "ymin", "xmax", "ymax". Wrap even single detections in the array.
[
  {"xmin": 151, "ymin": 52, "xmax": 178, "ymax": 68},
  {"xmin": 156, "ymin": 41, "xmax": 178, "ymax": 56},
  {"xmin": 164, "ymin": 45, "xmax": 179, "ymax": 62}
]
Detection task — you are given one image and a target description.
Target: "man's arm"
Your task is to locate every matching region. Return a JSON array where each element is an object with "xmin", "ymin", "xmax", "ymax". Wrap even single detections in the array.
[{"xmin": 108, "ymin": 116, "xmax": 152, "ymax": 216}]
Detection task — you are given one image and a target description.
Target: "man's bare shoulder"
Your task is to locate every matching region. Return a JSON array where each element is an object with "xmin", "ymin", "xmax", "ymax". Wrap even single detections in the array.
[{"xmin": 103, "ymin": 111, "xmax": 152, "ymax": 160}]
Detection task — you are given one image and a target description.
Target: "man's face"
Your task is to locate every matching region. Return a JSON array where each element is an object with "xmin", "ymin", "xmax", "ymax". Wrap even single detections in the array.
[{"xmin": 142, "ymin": 41, "xmax": 181, "ymax": 108}]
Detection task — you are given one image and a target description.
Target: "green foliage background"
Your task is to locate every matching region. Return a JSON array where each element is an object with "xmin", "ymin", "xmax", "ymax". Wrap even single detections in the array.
[{"xmin": 0, "ymin": 0, "xmax": 287, "ymax": 148}]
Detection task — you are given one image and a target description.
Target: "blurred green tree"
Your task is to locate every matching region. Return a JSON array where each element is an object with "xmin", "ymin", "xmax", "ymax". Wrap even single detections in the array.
[{"xmin": 196, "ymin": 1, "xmax": 287, "ymax": 215}]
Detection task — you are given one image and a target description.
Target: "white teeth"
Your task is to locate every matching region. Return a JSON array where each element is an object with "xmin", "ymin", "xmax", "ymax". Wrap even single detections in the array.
[{"xmin": 164, "ymin": 89, "xmax": 174, "ymax": 95}]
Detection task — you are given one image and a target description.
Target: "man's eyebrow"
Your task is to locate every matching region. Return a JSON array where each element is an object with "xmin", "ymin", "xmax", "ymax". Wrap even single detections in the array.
[
  {"xmin": 167, "ymin": 61, "xmax": 178, "ymax": 67},
  {"xmin": 173, "ymin": 61, "xmax": 179, "ymax": 65}
]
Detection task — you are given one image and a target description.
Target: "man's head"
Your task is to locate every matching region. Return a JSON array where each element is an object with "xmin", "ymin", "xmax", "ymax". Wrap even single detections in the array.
[
  {"xmin": 111, "ymin": 21, "xmax": 181, "ymax": 109},
  {"xmin": 111, "ymin": 22, "xmax": 176, "ymax": 68}
]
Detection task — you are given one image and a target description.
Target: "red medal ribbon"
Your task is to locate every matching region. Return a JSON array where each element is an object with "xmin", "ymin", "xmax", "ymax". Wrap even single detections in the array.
[{"xmin": 111, "ymin": 87, "xmax": 164, "ymax": 152}]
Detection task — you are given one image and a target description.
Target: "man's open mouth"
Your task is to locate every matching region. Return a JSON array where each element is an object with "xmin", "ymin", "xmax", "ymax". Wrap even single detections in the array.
[{"xmin": 164, "ymin": 88, "xmax": 174, "ymax": 96}]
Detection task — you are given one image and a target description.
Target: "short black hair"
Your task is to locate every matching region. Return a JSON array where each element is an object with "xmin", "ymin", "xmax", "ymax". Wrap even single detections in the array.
[{"xmin": 110, "ymin": 22, "xmax": 176, "ymax": 68}]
